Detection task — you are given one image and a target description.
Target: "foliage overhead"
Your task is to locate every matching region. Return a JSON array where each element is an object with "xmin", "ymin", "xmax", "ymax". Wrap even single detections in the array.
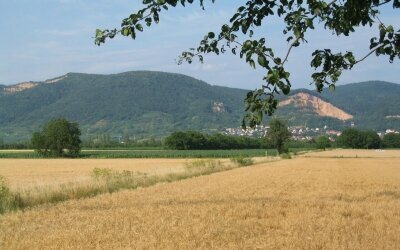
[
  {"xmin": 31, "ymin": 118, "xmax": 81, "ymax": 157},
  {"xmin": 95, "ymin": 0, "xmax": 400, "ymax": 127}
]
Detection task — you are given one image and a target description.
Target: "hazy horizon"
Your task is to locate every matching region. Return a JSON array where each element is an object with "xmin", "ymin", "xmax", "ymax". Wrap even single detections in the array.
[
  {"xmin": 2, "ymin": 70, "xmax": 399, "ymax": 91},
  {"xmin": 1, "ymin": 1, "xmax": 399, "ymax": 89}
]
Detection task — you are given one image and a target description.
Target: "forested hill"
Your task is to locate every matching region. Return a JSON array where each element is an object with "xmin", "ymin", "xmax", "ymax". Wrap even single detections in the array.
[
  {"xmin": 0, "ymin": 71, "xmax": 248, "ymax": 141},
  {"xmin": 277, "ymin": 81, "xmax": 400, "ymax": 131},
  {"xmin": 274, "ymin": 81, "xmax": 400, "ymax": 131},
  {"xmin": 0, "ymin": 71, "xmax": 399, "ymax": 142},
  {"xmin": 319, "ymin": 81, "xmax": 400, "ymax": 130}
]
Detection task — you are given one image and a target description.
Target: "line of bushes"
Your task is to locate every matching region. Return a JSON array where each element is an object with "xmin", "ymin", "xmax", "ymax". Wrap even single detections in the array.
[
  {"xmin": 336, "ymin": 128, "xmax": 400, "ymax": 149},
  {"xmin": 164, "ymin": 131, "xmax": 268, "ymax": 150}
]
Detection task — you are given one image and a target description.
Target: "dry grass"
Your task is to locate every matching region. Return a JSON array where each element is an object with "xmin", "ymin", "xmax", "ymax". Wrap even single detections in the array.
[
  {"xmin": 0, "ymin": 159, "xmax": 249, "ymax": 214},
  {"xmin": 0, "ymin": 158, "xmax": 190, "ymax": 190},
  {"xmin": 1, "ymin": 150, "xmax": 400, "ymax": 249}
]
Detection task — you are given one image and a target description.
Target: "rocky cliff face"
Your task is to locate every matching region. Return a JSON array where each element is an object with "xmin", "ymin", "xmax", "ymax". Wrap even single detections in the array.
[
  {"xmin": 212, "ymin": 102, "xmax": 226, "ymax": 113},
  {"xmin": 3, "ymin": 75, "xmax": 68, "ymax": 94},
  {"xmin": 279, "ymin": 92, "xmax": 353, "ymax": 121},
  {"xmin": 4, "ymin": 82, "xmax": 38, "ymax": 94}
]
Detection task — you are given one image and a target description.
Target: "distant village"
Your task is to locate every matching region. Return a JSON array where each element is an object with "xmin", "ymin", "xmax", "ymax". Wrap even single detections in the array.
[{"xmin": 222, "ymin": 124, "xmax": 400, "ymax": 141}]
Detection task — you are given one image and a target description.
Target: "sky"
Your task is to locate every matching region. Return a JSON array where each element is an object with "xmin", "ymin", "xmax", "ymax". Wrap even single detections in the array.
[{"xmin": 0, "ymin": 0, "xmax": 399, "ymax": 90}]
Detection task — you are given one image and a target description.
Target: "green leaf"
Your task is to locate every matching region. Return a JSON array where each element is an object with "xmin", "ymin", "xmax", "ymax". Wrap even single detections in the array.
[
  {"xmin": 281, "ymin": 85, "xmax": 290, "ymax": 95},
  {"xmin": 249, "ymin": 60, "xmax": 256, "ymax": 69},
  {"xmin": 145, "ymin": 17, "xmax": 152, "ymax": 27},
  {"xmin": 258, "ymin": 55, "xmax": 268, "ymax": 68},
  {"xmin": 306, "ymin": 18, "xmax": 314, "ymax": 29},
  {"xmin": 243, "ymin": 40, "xmax": 252, "ymax": 50},
  {"xmin": 95, "ymin": 29, "xmax": 103, "ymax": 37},
  {"xmin": 135, "ymin": 24, "xmax": 143, "ymax": 32},
  {"xmin": 122, "ymin": 27, "xmax": 130, "ymax": 36}
]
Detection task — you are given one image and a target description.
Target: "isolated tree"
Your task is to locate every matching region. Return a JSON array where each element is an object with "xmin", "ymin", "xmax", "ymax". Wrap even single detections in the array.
[
  {"xmin": 267, "ymin": 119, "xmax": 291, "ymax": 154},
  {"xmin": 31, "ymin": 132, "xmax": 49, "ymax": 156},
  {"xmin": 95, "ymin": 0, "xmax": 400, "ymax": 127},
  {"xmin": 316, "ymin": 135, "xmax": 331, "ymax": 150},
  {"xmin": 337, "ymin": 128, "xmax": 365, "ymax": 148},
  {"xmin": 363, "ymin": 130, "xmax": 382, "ymax": 149},
  {"xmin": 31, "ymin": 118, "xmax": 81, "ymax": 157},
  {"xmin": 337, "ymin": 128, "xmax": 381, "ymax": 149}
]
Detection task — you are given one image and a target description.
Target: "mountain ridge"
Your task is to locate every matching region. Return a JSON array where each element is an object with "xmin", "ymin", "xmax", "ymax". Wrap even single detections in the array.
[
  {"xmin": 0, "ymin": 71, "xmax": 248, "ymax": 142},
  {"xmin": 0, "ymin": 71, "xmax": 399, "ymax": 142}
]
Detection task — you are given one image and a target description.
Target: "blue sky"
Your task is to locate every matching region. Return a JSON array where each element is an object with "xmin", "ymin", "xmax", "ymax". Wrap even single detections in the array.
[{"xmin": 0, "ymin": 0, "xmax": 398, "ymax": 90}]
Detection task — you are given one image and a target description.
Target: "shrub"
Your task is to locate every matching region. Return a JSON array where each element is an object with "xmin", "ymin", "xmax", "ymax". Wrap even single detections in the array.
[
  {"xmin": 231, "ymin": 157, "xmax": 254, "ymax": 166},
  {"xmin": 185, "ymin": 160, "xmax": 223, "ymax": 172},
  {"xmin": 91, "ymin": 168, "xmax": 114, "ymax": 180},
  {"xmin": 280, "ymin": 153, "xmax": 292, "ymax": 159},
  {"xmin": 316, "ymin": 136, "xmax": 331, "ymax": 150},
  {"xmin": 0, "ymin": 176, "xmax": 11, "ymax": 214},
  {"xmin": 0, "ymin": 176, "xmax": 21, "ymax": 214}
]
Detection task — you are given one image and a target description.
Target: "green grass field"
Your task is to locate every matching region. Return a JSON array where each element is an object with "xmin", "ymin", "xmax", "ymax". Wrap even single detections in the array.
[
  {"xmin": 81, "ymin": 149, "xmax": 272, "ymax": 158},
  {"xmin": 0, "ymin": 149, "xmax": 269, "ymax": 159},
  {"xmin": 0, "ymin": 148, "xmax": 314, "ymax": 159}
]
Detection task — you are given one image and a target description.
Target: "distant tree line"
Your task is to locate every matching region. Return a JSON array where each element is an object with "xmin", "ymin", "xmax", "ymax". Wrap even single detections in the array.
[
  {"xmin": 165, "ymin": 131, "xmax": 266, "ymax": 150},
  {"xmin": 0, "ymin": 140, "xmax": 30, "ymax": 149},
  {"xmin": 337, "ymin": 128, "xmax": 400, "ymax": 149},
  {"xmin": 2, "ymin": 121, "xmax": 400, "ymax": 153},
  {"xmin": 164, "ymin": 128, "xmax": 400, "ymax": 151},
  {"xmin": 382, "ymin": 133, "xmax": 400, "ymax": 148}
]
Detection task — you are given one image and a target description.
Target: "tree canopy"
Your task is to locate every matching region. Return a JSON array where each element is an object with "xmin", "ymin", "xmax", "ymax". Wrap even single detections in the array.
[
  {"xmin": 337, "ymin": 128, "xmax": 382, "ymax": 149},
  {"xmin": 383, "ymin": 132, "xmax": 400, "ymax": 148},
  {"xmin": 266, "ymin": 118, "xmax": 291, "ymax": 154},
  {"xmin": 31, "ymin": 118, "xmax": 82, "ymax": 157},
  {"xmin": 316, "ymin": 135, "xmax": 331, "ymax": 150},
  {"xmin": 164, "ymin": 131, "xmax": 265, "ymax": 150},
  {"xmin": 95, "ymin": 0, "xmax": 400, "ymax": 127}
]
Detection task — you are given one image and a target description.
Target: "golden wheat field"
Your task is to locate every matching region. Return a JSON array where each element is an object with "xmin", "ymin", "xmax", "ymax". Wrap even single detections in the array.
[
  {"xmin": 0, "ymin": 158, "xmax": 189, "ymax": 190},
  {"xmin": 303, "ymin": 149, "xmax": 400, "ymax": 158},
  {"xmin": 1, "ymin": 150, "xmax": 400, "ymax": 249}
]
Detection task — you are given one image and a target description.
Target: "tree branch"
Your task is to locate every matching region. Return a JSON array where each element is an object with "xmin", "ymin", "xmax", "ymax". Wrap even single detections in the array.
[{"xmin": 354, "ymin": 44, "xmax": 386, "ymax": 64}]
